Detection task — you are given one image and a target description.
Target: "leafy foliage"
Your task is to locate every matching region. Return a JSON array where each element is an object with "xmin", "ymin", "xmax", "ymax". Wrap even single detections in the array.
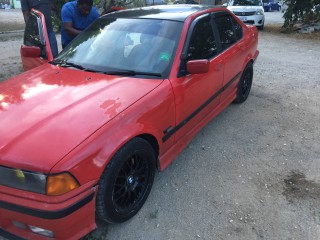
[{"xmin": 283, "ymin": 0, "xmax": 320, "ymax": 29}]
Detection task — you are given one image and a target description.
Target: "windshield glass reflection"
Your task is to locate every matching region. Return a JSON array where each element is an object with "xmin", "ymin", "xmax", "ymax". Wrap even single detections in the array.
[{"xmin": 55, "ymin": 18, "xmax": 183, "ymax": 78}]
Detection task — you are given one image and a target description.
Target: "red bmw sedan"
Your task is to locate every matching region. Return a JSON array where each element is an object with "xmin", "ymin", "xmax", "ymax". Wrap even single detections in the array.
[{"xmin": 0, "ymin": 5, "xmax": 259, "ymax": 239}]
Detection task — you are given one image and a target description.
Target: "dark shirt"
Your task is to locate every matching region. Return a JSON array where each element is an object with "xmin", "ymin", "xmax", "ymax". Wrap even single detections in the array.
[{"xmin": 21, "ymin": 0, "xmax": 53, "ymax": 31}]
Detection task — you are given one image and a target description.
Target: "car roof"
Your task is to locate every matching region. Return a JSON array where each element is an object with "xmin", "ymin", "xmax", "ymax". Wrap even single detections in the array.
[{"xmin": 103, "ymin": 5, "xmax": 221, "ymax": 22}]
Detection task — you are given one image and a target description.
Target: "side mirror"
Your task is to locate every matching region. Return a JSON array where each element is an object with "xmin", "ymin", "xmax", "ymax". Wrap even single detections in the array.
[
  {"xmin": 21, "ymin": 45, "xmax": 41, "ymax": 58},
  {"xmin": 186, "ymin": 59, "xmax": 209, "ymax": 74}
]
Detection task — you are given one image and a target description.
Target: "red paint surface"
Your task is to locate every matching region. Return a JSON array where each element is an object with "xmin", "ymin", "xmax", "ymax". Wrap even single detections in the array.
[{"xmin": 0, "ymin": 6, "xmax": 259, "ymax": 239}]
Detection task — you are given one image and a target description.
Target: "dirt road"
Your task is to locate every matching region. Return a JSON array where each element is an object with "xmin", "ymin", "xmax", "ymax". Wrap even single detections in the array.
[{"xmin": 1, "ymin": 10, "xmax": 320, "ymax": 240}]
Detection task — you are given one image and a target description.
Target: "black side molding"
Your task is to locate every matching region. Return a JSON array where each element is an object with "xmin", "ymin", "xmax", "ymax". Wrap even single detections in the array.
[
  {"xmin": 0, "ymin": 228, "xmax": 27, "ymax": 240},
  {"xmin": 163, "ymin": 72, "xmax": 241, "ymax": 142}
]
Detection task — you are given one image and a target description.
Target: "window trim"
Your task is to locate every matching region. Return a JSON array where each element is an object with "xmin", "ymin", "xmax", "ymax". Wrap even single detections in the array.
[
  {"xmin": 180, "ymin": 13, "xmax": 210, "ymax": 61},
  {"xmin": 24, "ymin": 11, "xmax": 46, "ymax": 46},
  {"xmin": 212, "ymin": 11, "xmax": 243, "ymax": 52},
  {"xmin": 23, "ymin": 11, "xmax": 47, "ymax": 59},
  {"xmin": 178, "ymin": 13, "xmax": 219, "ymax": 77}
]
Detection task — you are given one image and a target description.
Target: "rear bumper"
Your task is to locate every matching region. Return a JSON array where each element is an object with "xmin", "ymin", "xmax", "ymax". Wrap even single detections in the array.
[{"xmin": 0, "ymin": 184, "xmax": 97, "ymax": 240}]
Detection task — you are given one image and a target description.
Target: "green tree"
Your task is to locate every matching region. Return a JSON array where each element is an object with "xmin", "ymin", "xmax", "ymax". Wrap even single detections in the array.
[{"xmin": 283, "ymin": 0, "xmax": 320, "ymax": 29}]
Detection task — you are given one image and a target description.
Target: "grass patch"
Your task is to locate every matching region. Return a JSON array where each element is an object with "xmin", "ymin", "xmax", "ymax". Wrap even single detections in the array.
[{"xmin": 263, "ymin": 24, "xmax": 320, "ymax": 41}]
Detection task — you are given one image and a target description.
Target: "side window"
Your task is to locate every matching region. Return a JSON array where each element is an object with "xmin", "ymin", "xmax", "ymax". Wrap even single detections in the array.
[
  {"xmin": 24, "ymin": 13, "xmax": 47, "ymax": 58},
  {"xmin": 230, "ymin": 16, "xmax": 243, "ymax": 40},
  {"xmin": 186, "ymin": 17, "xmax": 217, "ymax": 61},
  {"xmin": 215, "ymin": 15, "xmax": 237, "ymax": 51}
]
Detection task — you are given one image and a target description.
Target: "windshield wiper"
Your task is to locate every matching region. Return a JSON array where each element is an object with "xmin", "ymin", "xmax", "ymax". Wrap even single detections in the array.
[
  {"xmin": 103, "ymin": 70, "xmax": 162, "ymax": 77},
  {"xmin": 49, "ymin": 61, "xmax": 162, "ymax": 77},
  {"xmin": 50, "ymin": 60, "xmax": 86, "ymax": 71}
]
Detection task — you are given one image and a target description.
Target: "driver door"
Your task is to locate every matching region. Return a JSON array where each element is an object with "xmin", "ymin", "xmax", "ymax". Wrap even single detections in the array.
[{"xmin": 20, "ymin": 9, "xmax": 53, "ymax": 71}]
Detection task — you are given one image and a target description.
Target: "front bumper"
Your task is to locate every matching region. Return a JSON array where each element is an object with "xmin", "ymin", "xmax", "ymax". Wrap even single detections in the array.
[
  {"xmin": 0, "ymin": 183, "xmax": 97, "ymax": 240},
  {"xmin": 235, "ymin": 15, "xmax": 265, "ymax": 27}
]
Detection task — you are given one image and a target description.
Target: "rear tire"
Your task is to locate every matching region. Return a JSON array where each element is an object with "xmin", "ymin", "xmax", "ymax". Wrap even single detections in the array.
[
  {"xmin": 233, "ymin": 62, "xmax": 253, "ymax": 104},
  {"xmin": 96, "ymin": 138, "xmax": 156, "ymax": 224}
]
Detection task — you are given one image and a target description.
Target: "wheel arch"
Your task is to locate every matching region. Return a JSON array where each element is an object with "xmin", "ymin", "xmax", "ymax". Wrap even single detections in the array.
[
  {"xmin": 242, "ymin": 56, "xmax": 254, "ymax": 72},
  {"xmin": 95, "ymin": 134, "xmax": 157, "ymax": 223},
  {"xmin": 52, "ymin": 122, "xmax": 164, "ymax": 185},
  {"xmin": 96, "ymin": 130, "xmax": 161, "ymax": 178},
  {"xmin": 98, "ymin": 128, "xmax": 162, "ymax": 177},
  {"xmin": 242, "ymin": 44, "xmax": 258, "ymax": 72},
  {"xmin": 137, "ymin": 133, "xmax": 160, "ymax": 169}
]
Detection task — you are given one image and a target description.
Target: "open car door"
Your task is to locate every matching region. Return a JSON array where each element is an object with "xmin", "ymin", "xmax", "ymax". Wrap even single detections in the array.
[{"xmin": 20, "ymin": 9, "xmax": 53, "ymax": 71}]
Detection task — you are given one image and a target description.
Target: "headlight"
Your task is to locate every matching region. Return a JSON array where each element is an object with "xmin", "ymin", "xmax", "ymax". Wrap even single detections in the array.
[
  {"xmin": 0, "ymin": 166, "xmax": 79, "ymax": 195},
  {"xmin": 255, "ymin": 10, "xmax": 264, "ymax": 15}
]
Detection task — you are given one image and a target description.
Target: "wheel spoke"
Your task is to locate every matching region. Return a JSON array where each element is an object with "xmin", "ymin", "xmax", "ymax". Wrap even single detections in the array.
[
  {"xmin": 135, "ymin": 159, "xmax": 146, "ymax": 175},
  {"xmin": 136, "ymin": 182, "xmax": 145, "ymax": 189},
  {"xmin": 114, "ymin": 185, "xmax": 126, "ymax": 195},
  {"xmin": 125, "ymin": 191, "xmax": 132, "ymax": 206},
  {"xmin": 119, "ymin": 167, "xmax": 129, "ymax": 178},
  {"xmin": 114, "ymin": 189, "xmax": 128, "ymax": 202},
  {"xmin": 131, "ymin": 189, "xmax": 138, "ymax": 199},
  {"xmin": 241, "ymin": 70, "xmax": 252, "ymax": 96}
]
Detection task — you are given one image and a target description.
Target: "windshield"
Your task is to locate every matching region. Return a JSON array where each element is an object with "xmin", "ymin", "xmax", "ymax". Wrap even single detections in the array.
[
  {"xmin": 228, "ymin": 0, "xmax": 262, "ymax": 6},
  {"xmin": 54, "ymin": 17, "xmax": 183, "ymax": 78}
]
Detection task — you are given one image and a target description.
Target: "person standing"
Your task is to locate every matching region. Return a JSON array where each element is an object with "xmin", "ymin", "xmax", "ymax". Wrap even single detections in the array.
[
  {"xmin": 21, "ymin": 0, "xmax": 59, "ymax": 57},
  {"xmin": 61, "ymin": 0, "xmax": 99, "ymax": 49}
]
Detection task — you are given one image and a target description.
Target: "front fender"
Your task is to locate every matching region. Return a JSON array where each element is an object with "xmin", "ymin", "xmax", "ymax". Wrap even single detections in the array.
[{"xmin": 50, "ymin": 79, "xmax": 176, "ymax": 185}]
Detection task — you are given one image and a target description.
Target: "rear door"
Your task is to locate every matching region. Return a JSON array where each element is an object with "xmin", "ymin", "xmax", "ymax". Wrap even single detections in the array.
[{"xmin": 20, "ymin": 9, "xmax": 53, "ymax": 71}]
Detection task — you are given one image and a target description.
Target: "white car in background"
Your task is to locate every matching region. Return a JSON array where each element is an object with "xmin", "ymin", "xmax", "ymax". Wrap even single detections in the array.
[{"xmin": 227, "ymin": 0, "xmax": 265, "ymax": 30}]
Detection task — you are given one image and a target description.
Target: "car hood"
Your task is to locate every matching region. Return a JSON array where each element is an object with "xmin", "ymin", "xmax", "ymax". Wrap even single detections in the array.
[
  {"xmin": 0, "ymin": 64, "xmax": 162, "ymax": 173},
  {"xmin": 227, "ymin": 6, "xmax": 264, "ymax": 12}
]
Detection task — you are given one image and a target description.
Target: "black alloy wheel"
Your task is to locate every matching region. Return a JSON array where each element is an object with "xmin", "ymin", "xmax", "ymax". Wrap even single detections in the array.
[
  {"xmin": 96, "ymin": 138, "xmax": 156, "ymax": 223},
  {"xmin": 233, "ymin": 62, "xmax": 253, "ymax": 104},
  {"xmin": 113, "ymin": 152, "xmax": 150, "ymax": 213}
]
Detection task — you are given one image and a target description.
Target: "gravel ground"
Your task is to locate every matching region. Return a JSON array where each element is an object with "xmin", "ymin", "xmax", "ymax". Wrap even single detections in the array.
[
  {"xmin": 0, "ymin": 9, "xmax": 24, "ymax": 32},
  {"xmin": 1, "ymin": 10, "xmax": 320, "ymax": 240}
]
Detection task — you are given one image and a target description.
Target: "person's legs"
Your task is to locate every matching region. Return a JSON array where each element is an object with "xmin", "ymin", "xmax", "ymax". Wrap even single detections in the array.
[{"xmin": 47, "ymin": 30, "xmax": 59, "ymax": 57}]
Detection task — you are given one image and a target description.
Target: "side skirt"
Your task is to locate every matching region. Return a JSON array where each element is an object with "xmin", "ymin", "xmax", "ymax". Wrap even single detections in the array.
[{"xmin": 158, "ymin": 88, "xmax": 237, "ymax": 171}]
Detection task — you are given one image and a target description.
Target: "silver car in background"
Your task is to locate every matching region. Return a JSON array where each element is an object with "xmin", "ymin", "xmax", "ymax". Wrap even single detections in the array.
[{"xmin": 227, "ymin": 0, "xmax": 265, "ymax": 30}]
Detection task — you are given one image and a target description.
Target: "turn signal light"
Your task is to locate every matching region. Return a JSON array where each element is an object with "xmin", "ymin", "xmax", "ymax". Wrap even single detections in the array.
[{"xmin": 46, "ymin": 173, "xmax": 79, "ymax": 196}]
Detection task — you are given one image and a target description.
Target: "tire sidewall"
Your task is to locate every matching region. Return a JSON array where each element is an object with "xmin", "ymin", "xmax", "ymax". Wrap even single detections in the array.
[
  {"xmin": 96, "ymin": 138, "xmax": 156, "ymax": 223},
  {"xmin": 234, "ymin": 62, "xmax": 253, "ymax": 103}
]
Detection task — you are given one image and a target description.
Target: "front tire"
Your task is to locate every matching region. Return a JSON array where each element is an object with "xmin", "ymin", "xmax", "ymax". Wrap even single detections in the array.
[
  {"xmin": 233, "ymin": 62, "xmax": 253, "ymax": 104},
  {"xmin": 257, "ymin": 23, "xmax": 264, "ymax": 30},
  {"xmin": 96, "ymin": 138, "xmax": 156, "ymax": 224}
]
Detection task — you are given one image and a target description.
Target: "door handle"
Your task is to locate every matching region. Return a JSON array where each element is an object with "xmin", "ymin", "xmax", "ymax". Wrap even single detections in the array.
[{"xmin": 215, "ymin": 63, "xmax": 223, "ymax": 71}]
